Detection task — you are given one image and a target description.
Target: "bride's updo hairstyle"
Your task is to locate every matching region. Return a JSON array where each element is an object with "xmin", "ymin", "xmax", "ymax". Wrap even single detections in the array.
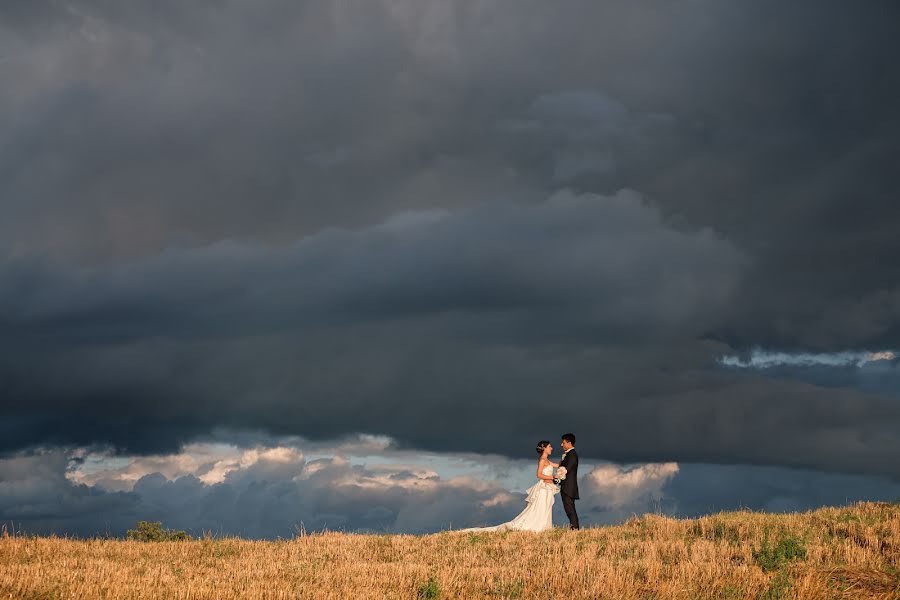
[{"xmin": 535, "ymin": 440, "xmax": 550, "ymax": 456}]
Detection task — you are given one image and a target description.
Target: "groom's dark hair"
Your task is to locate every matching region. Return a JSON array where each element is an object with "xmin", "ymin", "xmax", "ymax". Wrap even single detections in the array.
[{"xmin": 562, "ymin": 433, "xmax": 576, "ymax": 444}]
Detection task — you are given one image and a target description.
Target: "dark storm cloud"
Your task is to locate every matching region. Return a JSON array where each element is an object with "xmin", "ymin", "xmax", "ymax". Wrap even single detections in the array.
[
  {"xmin": 1, "ymin": 190, "xmax": 899, "ymax": 476},
  {"xmin": 2, "ymin": 0, "xmax": 900, "ymax": 485},
  {"xmin": 1, "ymin": 190, "xmax": 750, "ymax": 453},
  {"xmin": 0, "ymin": 189, "xmax": 742, "ymax": 340}
]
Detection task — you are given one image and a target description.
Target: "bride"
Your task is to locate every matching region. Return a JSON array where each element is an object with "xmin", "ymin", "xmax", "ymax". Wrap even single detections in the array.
[{"xmin": 460, "ymin": 440, "xmax": 561, "ymax": 532}]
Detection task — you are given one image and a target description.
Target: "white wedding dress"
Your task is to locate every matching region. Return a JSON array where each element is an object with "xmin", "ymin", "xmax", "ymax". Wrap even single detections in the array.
[{"xmin": 460, "ymin": 465, "xmax": 559, "ymax": 532}]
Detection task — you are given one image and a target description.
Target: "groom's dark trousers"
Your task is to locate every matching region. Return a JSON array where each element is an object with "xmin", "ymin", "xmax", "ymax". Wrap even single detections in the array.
[{"xmin": 559, "ymin": 449, "xmax": 580, "ymax": 529}]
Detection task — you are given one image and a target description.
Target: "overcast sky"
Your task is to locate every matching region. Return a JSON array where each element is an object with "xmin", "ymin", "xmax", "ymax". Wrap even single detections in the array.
[{"xmin": 2, "ymin": 0, "xmax": 899, "ymax": 537}]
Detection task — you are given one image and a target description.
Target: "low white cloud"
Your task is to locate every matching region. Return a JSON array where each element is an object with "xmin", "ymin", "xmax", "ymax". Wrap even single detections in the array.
[
  {"xmin": 719, "ymin": 349, "xmax": 896, "ymax": 369},
  {"xmin": 583, "ymin": 462, "xmax": 679, "ymax": 510},
  {"xmin": 67, "ymin": 434, "xmax": 410, "ymax": 490},
  {"xmin": 3, "ymin": 442, "xmax": 525, "ymax": 537},
  {"xmin": 48, "ymin": 436, "xmax": 689, "ymax": 534},
  {"xmin": 65, "ymin": 440, "xmax": 684, "ymax": 531},
  {"xmin": 6, "ymin": 441, "xmax": 900, "ymax": 537}
]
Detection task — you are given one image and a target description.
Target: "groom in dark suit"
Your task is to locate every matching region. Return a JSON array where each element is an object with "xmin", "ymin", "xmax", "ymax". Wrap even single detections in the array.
[{"xmin": 558, "ymin": 433, "xmax": 579, "ymax": 529}]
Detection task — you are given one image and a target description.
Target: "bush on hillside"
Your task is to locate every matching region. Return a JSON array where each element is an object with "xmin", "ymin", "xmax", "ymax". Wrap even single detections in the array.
[{"xmin": 126, "ymin": 521, "xmax": 192, "ymax": 542}]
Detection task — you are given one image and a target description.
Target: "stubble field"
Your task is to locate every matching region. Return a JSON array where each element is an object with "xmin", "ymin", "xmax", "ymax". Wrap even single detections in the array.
[{"xmin": 1, "ymin": 502, "xmax": 898, "ymax": 599}]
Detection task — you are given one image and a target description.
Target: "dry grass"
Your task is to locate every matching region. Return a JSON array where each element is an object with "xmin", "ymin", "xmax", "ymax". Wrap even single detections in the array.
[{"xmin": 2, "ymin": 502, "xmax": 898, "ymax": 599}]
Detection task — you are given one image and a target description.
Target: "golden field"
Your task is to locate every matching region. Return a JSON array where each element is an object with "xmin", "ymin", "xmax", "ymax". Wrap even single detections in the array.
[{"xmin": 1, "ymin": 502, "xmax": 898, "ymax": 599}]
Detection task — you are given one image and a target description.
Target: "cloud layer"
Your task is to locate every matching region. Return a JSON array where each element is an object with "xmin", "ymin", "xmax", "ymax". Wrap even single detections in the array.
[
  {"xmin": 4, "ymin": 191, "xmax": 898, "ymax": 476},
  {"xmin": 2, "ymin": 1, "xmax": 900, "ymax": 535},
  {"xmin": 5, "ymin": 438, "xmax": 899, "ymax": 538}
]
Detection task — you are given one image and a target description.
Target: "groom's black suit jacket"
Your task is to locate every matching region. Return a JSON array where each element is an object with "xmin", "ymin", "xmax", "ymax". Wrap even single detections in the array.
[{"xmin": 559, "ymin": 449, "xmax": 579, "ymax": 499}]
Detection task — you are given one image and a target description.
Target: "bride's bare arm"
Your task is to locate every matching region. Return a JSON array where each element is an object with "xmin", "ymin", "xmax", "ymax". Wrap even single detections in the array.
[
  {"xmin": 548, "ymin": 461, "xmax": 559, "ymax": 468},
  {"xmin": 536, "ymin": 459, "xmax": 555, "ymax": 482}
]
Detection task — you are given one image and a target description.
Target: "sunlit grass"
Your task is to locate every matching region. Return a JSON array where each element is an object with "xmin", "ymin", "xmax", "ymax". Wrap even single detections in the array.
[{"xmin": 1, "ymin": 502, "xmax": 898, "ymax": 599}]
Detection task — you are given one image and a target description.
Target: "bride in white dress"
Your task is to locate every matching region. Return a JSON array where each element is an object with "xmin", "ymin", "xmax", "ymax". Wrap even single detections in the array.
[{"xmin": 460, "ymin": 440, "xmax": 560, "ymax": 533}]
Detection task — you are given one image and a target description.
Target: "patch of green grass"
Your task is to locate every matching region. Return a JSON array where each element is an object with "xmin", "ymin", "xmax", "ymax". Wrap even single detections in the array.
[
  {"xmin": 467, "ymin": 533, "xmax": 485, "ymax": 545},
  {"xmin": 417, "ymin": 575, "xmax": 440, "ymax": 599},
  {"xmin": 752, "ymin": 532, "xmax": 806, "ymax": 572},
  {"xmin": 836, "ymin": 512, "xmax": 860, "ymax": 524}
]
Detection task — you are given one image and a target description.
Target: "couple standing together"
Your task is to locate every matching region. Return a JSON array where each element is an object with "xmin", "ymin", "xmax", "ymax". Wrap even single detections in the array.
[{"xmin": 463, "ymin": 433, "xmax": 579, "ymax": 533}]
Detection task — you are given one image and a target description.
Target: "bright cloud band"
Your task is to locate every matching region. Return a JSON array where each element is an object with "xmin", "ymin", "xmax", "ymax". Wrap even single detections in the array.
[{"xmin": 719, "ymin": 350, "xmax": 896, "ymax": 369}]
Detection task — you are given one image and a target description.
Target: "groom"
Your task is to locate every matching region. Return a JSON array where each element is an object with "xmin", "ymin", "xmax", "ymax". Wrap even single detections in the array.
[{"xmin": 558, "ymin": 433, "xmax": 579, "ymax": 529}]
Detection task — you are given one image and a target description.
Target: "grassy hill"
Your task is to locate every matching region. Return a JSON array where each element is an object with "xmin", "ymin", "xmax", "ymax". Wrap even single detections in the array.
[{"xmin": 1, "ymin": 502, "xmax": 898, "ymax": 599}]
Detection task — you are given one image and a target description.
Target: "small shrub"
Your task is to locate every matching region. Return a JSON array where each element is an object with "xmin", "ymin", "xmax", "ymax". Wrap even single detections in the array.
[
  {"xmin": 752, "ymin": 533, "xmax": 806, "ymax": 572},
  {"xmin": 127, "ymin": 521, "xmax": 192, "ymax": 542},
  {"xmin": 417, "ymin": 575, "xmax": 440, "ymax": 599}
]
